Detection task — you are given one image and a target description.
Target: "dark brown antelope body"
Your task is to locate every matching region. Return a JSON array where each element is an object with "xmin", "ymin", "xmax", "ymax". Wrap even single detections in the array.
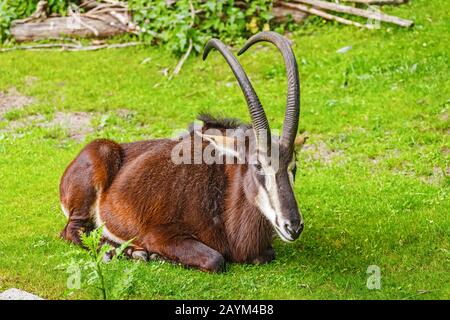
[{"xmin": 60, "ymin": 32, "xmax": 304, "ymax": 272}]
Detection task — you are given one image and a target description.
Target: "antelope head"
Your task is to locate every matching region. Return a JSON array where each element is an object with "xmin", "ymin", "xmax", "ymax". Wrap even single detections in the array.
[{"xmin": 203, "ymin": 31, "xmax": 304, "ymax": 242}]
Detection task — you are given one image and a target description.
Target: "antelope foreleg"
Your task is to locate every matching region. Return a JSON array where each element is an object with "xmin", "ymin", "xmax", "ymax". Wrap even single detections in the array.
[{"xmin": 143, "ymin": 232, "xmax": 225, "ymax": 272}]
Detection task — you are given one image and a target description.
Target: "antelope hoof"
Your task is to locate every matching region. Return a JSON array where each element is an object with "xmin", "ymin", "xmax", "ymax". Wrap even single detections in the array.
[
  {"xmin": 131, "ymin": 250, "xmax": 148, "ymax": 262},
  {"xmin": 252, "ymin": 248, "xmax": 275, "ymax": 264},
  {"xmin": 203, "ymin": 254, "xmax": 225, "ymax": 273},
  {"xmin": 149, "ymin": 253, "xmax": 161, "ymax": 260},
  {"xmin": 103, "ymin": 250, "xmax": 113, "ymax": 263},
  {"xmin": 60, "ymin": 227, "xmax": 83, "ymax": 245}
]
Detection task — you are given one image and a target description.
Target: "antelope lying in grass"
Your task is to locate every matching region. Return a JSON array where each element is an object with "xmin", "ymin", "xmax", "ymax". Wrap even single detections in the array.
[{"xmin": 60, "ymin": 31, "xmax": 304, "ymax": 272}]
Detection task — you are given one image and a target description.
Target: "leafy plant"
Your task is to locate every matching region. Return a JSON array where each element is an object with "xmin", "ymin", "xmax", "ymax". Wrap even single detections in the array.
[
  {"xmin": 0, "ymin": 0, "xmax": 276, "ymax": 55},
  {"xmin": 60, "ymin": 226, "xmax": 138, "ymax": 300},
  {"xmin": 126, "ymin": 0, "xmax": 273, "ymax": 55},
  {"xmin": 0, "ymin": 0, "xmax": 17, "ymax": 42}
]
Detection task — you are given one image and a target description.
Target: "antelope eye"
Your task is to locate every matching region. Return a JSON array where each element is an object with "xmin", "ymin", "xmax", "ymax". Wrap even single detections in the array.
[{"xmin": 255, "ymin": 163, "xmax": 262, "ymax": 171}]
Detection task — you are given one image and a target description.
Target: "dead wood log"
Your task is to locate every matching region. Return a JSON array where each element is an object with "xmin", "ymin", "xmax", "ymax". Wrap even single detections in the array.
[
  {"xmin": 292, "ymin": 0, "xmax": 414, "ymax": 27},
  {"xmin": 272, "ymin": 5, "xmax": 309, "ymax": 23},
  {"xmin": 10, "ymin": 13, "xmax": 130, "ymax": 42},
  {"xmin": 280, "ymin": 2, "xmax": 375, "ymax": 29}
]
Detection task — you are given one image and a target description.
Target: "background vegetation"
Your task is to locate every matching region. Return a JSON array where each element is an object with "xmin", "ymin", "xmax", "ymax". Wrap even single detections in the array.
[
  {"xmin": 0, "ymin": 0, "xmax": 276, "ymax": 53},
  {"xmin": 0, "ymin": 0, "xmax": 448, "ymax": 299}
]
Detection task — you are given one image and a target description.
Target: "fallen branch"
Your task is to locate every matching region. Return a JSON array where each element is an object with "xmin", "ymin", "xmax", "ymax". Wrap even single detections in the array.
[
  {"xmin": 169, "ymin": 0, "xmax": 196, "ymax": 79},
  {"xmin": 169, "ymin": 38, "xmax": 193, "ymax": 80},
  {"xmin": 66, "ymin": 42, "xmax": 141, "ymax": 51},
  {"xmin": 0, "ymin": 42, "xmax": 142, "ymax": 52},
  {"xmin": 292, "ymin": 0, "xmax": 414, "ymax": 27},
  {"xmin": 68, "ymin": 5, "xmax": 100, "ymax": 36},
  {"xmin": 84, "ymin": 12, "xmax": 133, "ymax": 34},
  {"xmin": 281, "ymin": 2, "xmax": 375, "ymax": 29},
  {"xmin": 0, "ymin": 43, "xmax": 78, "ymax": 52},
  {"xmin": 341, "ymin": 0, "xmax": 409, "ymax": 5}
]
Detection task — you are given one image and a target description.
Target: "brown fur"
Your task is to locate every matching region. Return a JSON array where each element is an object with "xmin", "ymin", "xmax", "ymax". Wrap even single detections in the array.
[{"xmin": 60, "ymin": 117, "xmax": 275, "ymax": 272}]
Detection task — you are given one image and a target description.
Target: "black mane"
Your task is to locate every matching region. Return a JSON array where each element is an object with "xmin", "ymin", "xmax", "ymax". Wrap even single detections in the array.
[
  {"xmin": 196, "ymin": 113, "xmax": 250, "ymax": 130},
  {"xmin": 185, "ymin": 113, "xmax": 252, "ymax": 138}
]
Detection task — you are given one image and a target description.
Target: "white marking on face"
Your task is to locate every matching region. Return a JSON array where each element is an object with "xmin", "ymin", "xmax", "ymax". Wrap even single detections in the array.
[
  {"xmin": 255, "ymin": 160, "xmax": 295, "ymax": 242},
  {"xmin": 255, "ymin": 185, "xmax": 277, "ymax": 225},
  {"xmin": 265, "ymin": 173, "xmax": 282, "ymax": 217}
]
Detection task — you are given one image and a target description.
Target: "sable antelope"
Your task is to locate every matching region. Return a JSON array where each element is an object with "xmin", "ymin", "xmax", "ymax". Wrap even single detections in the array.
[{"xmin": 60, "ymin": 31, "xmax": 304, "ymax": 272}]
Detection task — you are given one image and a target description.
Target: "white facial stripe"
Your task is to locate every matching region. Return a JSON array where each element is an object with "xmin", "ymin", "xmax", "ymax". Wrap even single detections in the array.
[
  {"xmin": 255, "ymin": 185, "xmax": 277, "ymax": 224},
  {"xmin": 265, "ymin": 174, "xmax": 282, "ymax": 219},
  {"xmin": 257, "ymin": 156, "xmax": 281, "ymax": 219},
  {"xmin": 256, "ymin": 184, "xmax": 295, "ymax": 243},
  {"xmin": 255, "ymin": 153, "xmax": 301, "ymax": 242},
  {"xmin": 256, "ymin": 166, "xmax": 294, "ymax": 242}
]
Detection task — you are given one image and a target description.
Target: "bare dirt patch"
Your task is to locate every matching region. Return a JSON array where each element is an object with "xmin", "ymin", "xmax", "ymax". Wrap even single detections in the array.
[
  {"xmin": 24, "ymin": 76, "xmax": 38, "ymax": 87},
  {"xmin": 3, "ymin": 114, "xmax": 46, "ymax": 131},
  {"xmin": 0, "ymin": 87, "xmax": 34, "ymax": 117},
  {"xmin": 46, "ymin": 111, "xmax": 94, "ymax": 141},
  {"xmin": 2, "ymin": 111, "xmax": 94, "ymax": 141},
  {"xmin": 302, "ymin": 140, "xmax": 344, "ymax": 164},
  {"xmin": 369, "ymin": 149, "xmax": 402, "ymax": 166},
  {"xmin": 441, "ymin": 147, "xmax": 450, "ymax": 157},
  {"xmin": 419, "ymin": 166, "xmax": 447, "ymax": 186},
  {"xmin": 2, "ymin": 109, "xmax": 135, "ymax": 141},
  {"xmin": 116, "ymin": 108, "xmax": 135, "ymax": 119}
]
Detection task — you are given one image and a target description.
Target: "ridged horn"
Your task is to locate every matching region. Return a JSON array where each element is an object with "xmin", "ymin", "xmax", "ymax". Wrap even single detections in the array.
[
  {"xmin": 238, "ymin": 31, "xmax": 300, "ymax": 152},
  {"xmin": 203, "ymin": 39, "xmax": 271, "ymax": 153}
]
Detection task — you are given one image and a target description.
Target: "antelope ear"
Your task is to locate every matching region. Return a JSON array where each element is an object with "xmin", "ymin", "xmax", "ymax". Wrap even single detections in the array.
[
  {"xmin": 197, "ymin": 132, "xmax": 241, "ymax": 159},
  {"xmin": 294, "ymin": 134, "xmax": 308, "ymax": 151}
]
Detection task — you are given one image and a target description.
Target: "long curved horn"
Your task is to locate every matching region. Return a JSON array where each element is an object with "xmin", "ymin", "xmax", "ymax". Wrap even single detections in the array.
[
  {"xmin": 238, "ymin": 31, "xmax": 300, "ymax": 152},
  {"xmin": 203, "ymin": 39, "xmax": 271, "ymax": 153}
]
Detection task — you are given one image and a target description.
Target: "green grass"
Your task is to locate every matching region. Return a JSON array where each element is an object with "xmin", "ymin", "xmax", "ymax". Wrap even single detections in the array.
[{"xmin": 0, "ymin": 0, "xmax": 448, "ymax": 300}]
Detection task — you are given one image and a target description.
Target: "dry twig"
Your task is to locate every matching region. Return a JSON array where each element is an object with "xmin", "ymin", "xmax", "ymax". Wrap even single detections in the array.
[
  {"xmin": 0, "ymin": 42, "xmax": 142, "ymax": 53},
  {"xmin": 169, "ymin": 0, "xmax": 196, "ymax": 79},
  {"xmin": 292, "ymin": 0, "xmax": 414, "ymax": 27},
  {"xmin": 341, "ymin": 0, "xmax": 409, "ymax": 5},
  {"xmin": 281, "ymin": 2, "xmax": 375, "ymax": 29}
]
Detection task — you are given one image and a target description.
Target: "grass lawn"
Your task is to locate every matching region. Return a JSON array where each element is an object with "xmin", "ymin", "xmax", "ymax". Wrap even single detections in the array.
[{"xmin": 0, "ymin": 0, "xmax": 448, "ymax": 299}]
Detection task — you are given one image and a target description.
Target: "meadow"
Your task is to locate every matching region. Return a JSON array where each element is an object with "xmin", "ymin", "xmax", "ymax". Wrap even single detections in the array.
[{"xmin": 0, "ymin": 0, "xmax": 448, "ymax": 299}]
